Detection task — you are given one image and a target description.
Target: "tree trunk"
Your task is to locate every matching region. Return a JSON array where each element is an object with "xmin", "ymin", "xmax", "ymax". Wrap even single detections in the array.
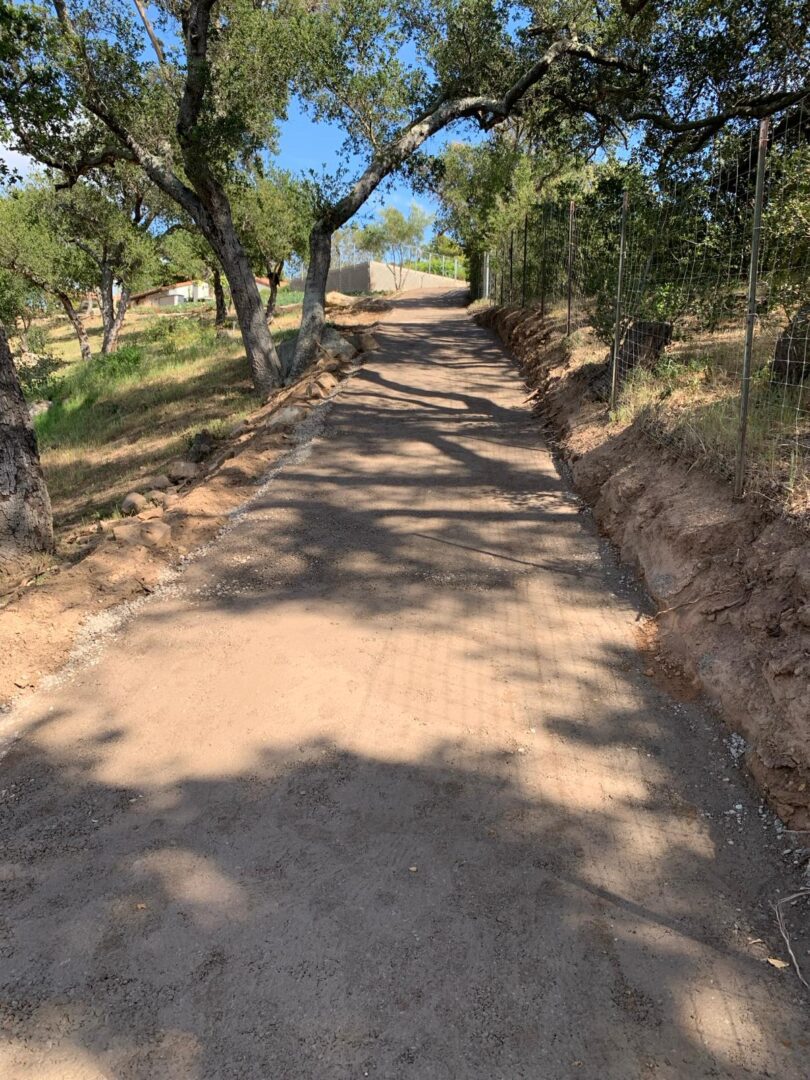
[
  {"xmin": 104, "ymin": 285, "xmax": 130, "ymax": 355},
  {"xmin": 0, "ymin": 324, "xmax": 54, "ymax": 571},
  {"xmin": 265, "ymin": 262, "xmax": 282, "ymax": 323},
  {"xmin": 292, "ymin": 226, "xmax": 332, "ymax": 378},
  {"xmin": 57, "ymin": 292, "xmax": 92, "ymax": 361},
  {"xmin": 213, "ymin": 267, "xmax": 227, "ymax": 332},
  {"xmin": 99, "ymin": 262, "xmax": 116, "ymax": 354},
  {"xmin": 209, "ymin": 220, "xmax": 281, "ymax": 396},
  {"xmin": 16, "ymin": 318, "xmax": 31, "ymax": 353}
]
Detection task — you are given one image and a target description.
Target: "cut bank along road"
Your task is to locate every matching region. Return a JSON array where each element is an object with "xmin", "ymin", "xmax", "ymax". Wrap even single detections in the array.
[{"xmin": 2, "ymin": 290, "xmax": 808, "ymax": 1079}]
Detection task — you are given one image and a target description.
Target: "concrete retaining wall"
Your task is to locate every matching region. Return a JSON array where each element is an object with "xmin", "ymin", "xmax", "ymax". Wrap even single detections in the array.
[{"xmin": 287, "ymin": 260, "xmax": 467, "ymax": 295}]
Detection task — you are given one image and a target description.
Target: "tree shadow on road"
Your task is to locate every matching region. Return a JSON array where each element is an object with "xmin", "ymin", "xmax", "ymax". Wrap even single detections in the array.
[
  {"xmin": 2, "ymin": 720, "xmax": 807, "ymax": 1079},
  {"xmin": 3, "ymin": 294, "xmax": 808, "ymax": 1078}
]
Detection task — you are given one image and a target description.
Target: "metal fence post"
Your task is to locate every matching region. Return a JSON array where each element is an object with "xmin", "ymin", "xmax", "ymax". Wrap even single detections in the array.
[
  {"xmin": 521, "ymin": 213, "xmax": 529, "ymax": 306},
  {"xmin": 734, "ymin": 116, "xmax": 770, "ymax": 499},
  {"xmin": 566, "ymin": 199, "xmax": 576, "ymax": 335},
  {"xmin": 539, "ymin": 206, "xmax": 547, "ymax": 319},
  {"xmin": 508, "ymin": 232, "xmax": 514, "ymax": 302},
  {"xmin": 609, "ymin": 190, "xmax": 630, "ymax": 411}
]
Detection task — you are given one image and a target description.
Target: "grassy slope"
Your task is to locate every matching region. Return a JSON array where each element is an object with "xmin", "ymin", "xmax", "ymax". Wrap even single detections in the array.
[
  {"xmin": 478, "ymin": 297, "xmax": 807, "ymax": 513},
  {"xmin": 29, "ymin": 295, "xmax": 303, "ymax": 530}
]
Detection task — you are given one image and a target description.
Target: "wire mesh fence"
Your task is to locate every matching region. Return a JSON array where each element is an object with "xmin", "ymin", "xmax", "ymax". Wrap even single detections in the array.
[{"xmin": 480, "ymin": 105, "xmax": 810, "ymax": 511}]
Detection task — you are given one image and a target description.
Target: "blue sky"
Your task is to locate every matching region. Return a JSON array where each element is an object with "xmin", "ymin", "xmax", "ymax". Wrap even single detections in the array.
[
  {"xmin": 277, "ymin": 101, "xmax": 438, "ymax": 226},
  {"xmin": 1, "ymin": 97, "xmax": 455, "ymax": 238},
  {"xmin": 0, "ymin": 0, "xmax": 484, "ymax": 240}
]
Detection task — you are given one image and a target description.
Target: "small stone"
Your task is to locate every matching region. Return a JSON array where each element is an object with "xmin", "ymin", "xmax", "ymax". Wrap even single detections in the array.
[
  {"xmin": 167, "ymin": 459, "xmax": 200, "ymax": 483},
  {"xmin": 138, "ymin": 474, "xmax": 172, "ymax": 491},
  {"xmin": 144, "ymin": 489, "xmax": 168, "ymax": 507},
  {"xmin": 266, "ymin": 405, "xmax": 305, "ymax": 433},
  {"xmin": 408, "ymin": 866, "xmax": 418, "ymax": 873},
  {"xmin": 121, "ymin": 492, "xmax": 148, "ymax": 515},
  {"xmin": 137, "ymin": 506, "xmax": 164, "ymax": 521}
]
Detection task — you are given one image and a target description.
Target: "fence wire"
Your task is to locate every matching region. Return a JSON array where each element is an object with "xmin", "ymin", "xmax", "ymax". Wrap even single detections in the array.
[{"xmin": 481, "ymin": 105, "xmax": 810, "ymax": 512}]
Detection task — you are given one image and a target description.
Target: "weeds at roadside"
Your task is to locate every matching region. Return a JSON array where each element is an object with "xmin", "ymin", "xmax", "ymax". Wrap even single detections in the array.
[
  {"xmin": 614, "ymin": 348, "xmax": 809, "ymax": 510},
  {"xmin": 31, "ymin": 314, "xmax": 269, "ymax": 527}
]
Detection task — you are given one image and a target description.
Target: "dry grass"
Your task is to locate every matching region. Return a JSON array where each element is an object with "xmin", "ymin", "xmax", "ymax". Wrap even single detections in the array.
[
  {"xmin": 500, "ymin": 297, "xmax": 809, "ymax": 513},
  {"xmin": 30, "ymin": 308, "xmax": 292, "ymax": 531},
  {"xmin": 28, "ymin": 290, "xmax": 383, "ymax": 534},
  {"xmin": 610, "ymin": 318, "xmax": 810, "ymax": 513}
]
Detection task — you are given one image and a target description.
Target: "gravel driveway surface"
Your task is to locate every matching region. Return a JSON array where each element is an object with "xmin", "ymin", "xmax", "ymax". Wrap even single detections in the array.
[{"xmin": 1, "ymin": 289, "xmax": 807, "ymax": 1078}]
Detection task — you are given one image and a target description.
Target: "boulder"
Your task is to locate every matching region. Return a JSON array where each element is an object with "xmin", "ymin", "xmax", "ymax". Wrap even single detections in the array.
[
  {"xmin": 111, "ymin": 522, "xmax": 142, "ymax": 545},
  {"xmin": 121, "ymin": 492, "xmax": 149, "ymax": 516},
  {"xmin": 772, "ymin": 305, "xmax": 810, "ymax": 385},
  {"xmin": 313, "ymin": 355, "xmax": 344, "ymax": 373},
  {"xmin": 139, "ymin": 474, "xmax": 172, "ymax": 491},
  {"xmin": 137, "ymin": 506, "xmax": 164, "ymax": 521},
  {"xmin": 306, "ymin": 380, "xmax": 329, "ymax": 400},
  {"xmin": 357, "ymin": 331, "xmax": 378, "ymax": 353},
  {"xmin": 167, "ymin": 459, "xmax": 201, "ymax": 483},
  {"xmin": 319, "ymin": 325, "xmax": 358, "ymax": 363},
  {"xmin": 277, "ymin": 336, "xmax": 297, "ymax": 378},
  {"xmin": 28, "ymin": 400, "xmax": 52, "ymax": 419},
  {"xmin": 315, "ymin": 371, "xmax": 340, "ymax": 395}
]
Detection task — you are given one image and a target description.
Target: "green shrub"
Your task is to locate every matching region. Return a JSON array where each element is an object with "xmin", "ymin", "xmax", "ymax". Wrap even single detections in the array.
[
  {"xmin": 16, "ymin": 352, "xmax": 63, "ymax": 400},
  {"xmin": 141, "ymin": 317, "xmax": 179, "ymax": 344},
  {"xmin": 26, "ymin": 325, "xmax": 50, "ymax": 355},
  {"xmin": 139, "ymin": 316, "xmax": 219, "ymax": 356},
  {"xmin": 95, "ymin": 344, "xmax": 144, "ymax": 377}
]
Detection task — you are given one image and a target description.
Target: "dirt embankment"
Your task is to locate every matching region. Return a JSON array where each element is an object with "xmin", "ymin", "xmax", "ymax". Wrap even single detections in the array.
[
  {"xmin": 1, "ymin": 318, "xmax": 382, "ymax": 711},
  {"xmin": 477, "ymin": 304, "xmax": 810, "ymax": 830}
]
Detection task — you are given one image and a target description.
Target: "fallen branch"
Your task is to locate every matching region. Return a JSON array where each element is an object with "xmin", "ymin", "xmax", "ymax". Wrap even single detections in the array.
[{"xmin": 773, "ymin": 889, "xmax": 810, "ymax": 989}]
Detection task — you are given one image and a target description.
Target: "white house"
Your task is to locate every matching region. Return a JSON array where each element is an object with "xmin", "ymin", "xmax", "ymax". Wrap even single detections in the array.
[{"xmin": 131, "ymin": 280, "xmax": 210, "ymax": 308}]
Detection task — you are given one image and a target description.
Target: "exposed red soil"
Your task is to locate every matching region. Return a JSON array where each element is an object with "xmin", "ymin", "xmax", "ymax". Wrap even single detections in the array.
[{"xmin": 477, "ymin": 303, "xmax": 810, "ymax": 830}]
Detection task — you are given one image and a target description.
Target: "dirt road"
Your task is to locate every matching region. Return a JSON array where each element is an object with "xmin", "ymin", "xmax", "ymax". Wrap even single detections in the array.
[{"xmin": 2, "ymin": 290, "xmax": 808, "ymax": 1078}]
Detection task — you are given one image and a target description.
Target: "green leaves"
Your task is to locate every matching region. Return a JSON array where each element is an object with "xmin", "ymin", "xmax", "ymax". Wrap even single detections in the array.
[
  {"xmin": 231, "ymin": 165, "xmax": 315, "ymax": 271},
  {"xmin": 358, "ymin": 203, "xmax": 432, "ymax": 258}
]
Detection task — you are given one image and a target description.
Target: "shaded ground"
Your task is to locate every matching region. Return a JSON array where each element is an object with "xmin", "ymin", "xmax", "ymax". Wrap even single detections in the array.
[
  {"xmin": 478, "ymin": 302, "xmax": 810, "ymax": 828},
  {"xmin": 1, "ymin": 290, "xmax": 808, "ymax": 1079}
]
